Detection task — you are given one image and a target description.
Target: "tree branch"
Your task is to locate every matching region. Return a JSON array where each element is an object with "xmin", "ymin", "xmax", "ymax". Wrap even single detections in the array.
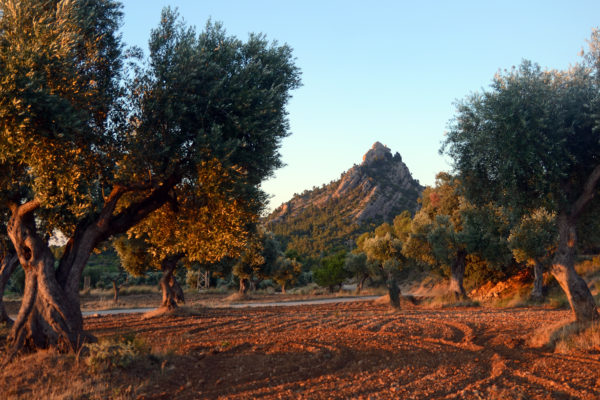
[
  {"xmin": 58, "ymin": 173, "xmax": 181, "ymax": 295},
  {"xmin": 104, "ymin": 172, "xmax": 181, "ymax": 240},
  {"xmin": 571, "ymin": 164, "xmax": 600, "ymax": 218},
  {"xmin": 8, "ymin": 199, "xmax": 41, "ymax": 218}
]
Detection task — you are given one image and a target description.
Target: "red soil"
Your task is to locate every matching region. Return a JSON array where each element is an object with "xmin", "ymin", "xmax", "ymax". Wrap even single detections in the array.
[{"xmin": 2, "ymin": 301, "xmax": 600, "ymax": 399}]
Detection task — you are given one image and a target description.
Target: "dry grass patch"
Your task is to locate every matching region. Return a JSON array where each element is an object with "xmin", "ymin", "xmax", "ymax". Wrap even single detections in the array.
[
  {"xmin": 530, "ymin": 318, "xmax": 600, "ymax": 353},
  {"xmin": 223, "ymin": 292, "xmax": 253, "ymax": 302},
  {"xmin": 554, "ymin": 321, "xmax": 600, "ymax": 353},
  {"xmin": 0, "ymin": 332, "xmax": 180, "ymax": 400}
]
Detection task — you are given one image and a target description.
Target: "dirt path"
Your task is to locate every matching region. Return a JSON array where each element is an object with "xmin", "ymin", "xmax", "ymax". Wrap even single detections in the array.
[{"xmin": 2, "ymin": 301, "xmax": 600, "ymax": 399}]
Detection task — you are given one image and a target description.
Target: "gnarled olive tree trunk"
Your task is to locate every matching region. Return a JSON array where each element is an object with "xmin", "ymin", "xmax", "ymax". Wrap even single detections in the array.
[
  {"xmin": 6, "ymin": 179, "xmax": 178, "ymax": 353},
  {"xmin": 448, "ymin": 249, "xmax": 468, "ymax": 300},
  {"xmin": 159, "ymin": 254, "xmax": 184, "ymax": 310},
  {"xmin": 551, "ymin": 213, "xmax": 598, "ymax": 322},
  {"xmin": 7, "ymin": 203, "xmax": 87, "ymax": 352},
  {"xmin": 0, "ymin": 251, "xmax": 19, "ymax": 324}
]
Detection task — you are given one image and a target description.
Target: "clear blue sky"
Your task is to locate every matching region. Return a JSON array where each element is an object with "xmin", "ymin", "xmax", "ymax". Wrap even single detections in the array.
[{"xmin": 120, "ymin": 0, "xmax": 600, "ymax": 211}]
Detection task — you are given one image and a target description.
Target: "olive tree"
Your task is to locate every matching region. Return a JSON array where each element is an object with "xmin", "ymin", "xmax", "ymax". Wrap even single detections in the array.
[
  {"xmin": 357, "ymin": 213, "xmax": 412, "ymax": 307},
  {"xmin": 0, "ymin": 1, "xmax": 300, "ymax": 352},
  {"xmin": 403, "ymin": 174, "xmax": 469, "ymax": 298},
  {"xmin": 344, "ymin": 252, "xmax": 378, "ymax": 294},
  {"xmin": 508, "ymin": 209, "xmax": 557, "ymax": 301},
  {"xmin": 115, "ymin": 160, "xmax": 258, "ymax": 310},
  {"xmin": 443, "ymin": 47, "xmax": 600, "ymax": 321},
  {"xmin": 404, "ymin": 173, "xmax": 512, "ymax": 299}
]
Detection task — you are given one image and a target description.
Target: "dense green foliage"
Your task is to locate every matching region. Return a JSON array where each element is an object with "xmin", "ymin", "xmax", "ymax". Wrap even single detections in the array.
[
  {"xmin": 312, "ymin": 251, "xmax": 348, "ymax": 292},
  {"xmin": 443, "ymin": 59, "xmax": 598, "ymax": 215},
  {"xmin": 508, "ymin": 209, "xmax": 557, "ymax": 266}
]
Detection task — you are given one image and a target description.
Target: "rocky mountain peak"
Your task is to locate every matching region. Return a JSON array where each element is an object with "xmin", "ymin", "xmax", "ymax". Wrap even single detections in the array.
[{"xmin": 362, "ymin": 141, "xmax": 392, "ymax": 164}]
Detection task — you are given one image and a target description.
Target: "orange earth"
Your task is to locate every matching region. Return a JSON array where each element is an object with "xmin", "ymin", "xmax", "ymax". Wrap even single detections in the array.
[{"xmin": 2, "ymin": 300, "xmax": 600, "ymax": 399}]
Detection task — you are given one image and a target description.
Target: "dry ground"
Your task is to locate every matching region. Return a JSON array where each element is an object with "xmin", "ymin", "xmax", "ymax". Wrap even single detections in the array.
[{"xmin": 1, "ymin": 301, "xmax": 600, "ymax": 399}]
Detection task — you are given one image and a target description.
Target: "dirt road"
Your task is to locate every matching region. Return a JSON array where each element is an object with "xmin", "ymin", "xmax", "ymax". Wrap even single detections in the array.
[{"xmin": 83, "ymin": 301, "xmax": 600, "ymax": 399}]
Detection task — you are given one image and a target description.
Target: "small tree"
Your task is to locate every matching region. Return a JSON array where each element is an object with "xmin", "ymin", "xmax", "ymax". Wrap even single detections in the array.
[
  {"xmin": 233, "ymin": 238, "xmax": 265, "ymax": 294},
  {"xmin": 354, "ymin": 215, "xmax": 411, "ymax": 308},
  {"xmin": 313, "ymin": 251, "xmax": 348, "ymax": 293},
  {"xmin": 344, "ymin": 252, "xmax": 378, "ymax": 294},
  {"xmin": 233, "ymin": 230, "xmax": 285, "ymax": 293},
  {"xmin": 508, "ymin": 209, "xmax": 557, "ymax": 301},
  {"xmin": 403, "ymin": 174, "xmax": 469, "ymax": 298},
  {"xmin": 271, "ymin": 257, "xmax": 301, "ymax": 293}
]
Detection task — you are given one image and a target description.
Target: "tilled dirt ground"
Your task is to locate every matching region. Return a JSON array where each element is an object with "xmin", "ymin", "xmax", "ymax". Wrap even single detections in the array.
[{"xmin": 2, "ymin": 301, "xmax": 600, "ymax": 399}]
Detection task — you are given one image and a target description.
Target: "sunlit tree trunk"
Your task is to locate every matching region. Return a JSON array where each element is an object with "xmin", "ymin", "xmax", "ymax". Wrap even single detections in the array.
[
  {"xmin": 448, "ymin": 249, "xmax": 467, "ymax": 300},
  {"xmin": 7, "ymin": 202, "xmax": 87, "ymax": 353},
  {"xmin": 551, "ymin": 213, "xmax": 598, "ymax": 322},
  {"xmin": 160, "ymin": 255, "xmax": 183, "ymax": 310},
  {"xmin": 0, "ymin": 251, "xmax": 19, "ymax": 325},
  {"xmin": 356, "ymin": 274, "xmax": 368, "ymax": 295},
  {"xmin": 239, "ymin": 278, "xmax": 250, "ymax": 294}
]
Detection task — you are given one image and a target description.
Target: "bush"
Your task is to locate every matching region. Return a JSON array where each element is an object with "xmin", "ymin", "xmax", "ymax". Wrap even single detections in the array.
[
  {"xmin": 312, "ymin": 251, "xmax": 349, "ymax": 292},
  {"xmin": 86, "ymin": 334, "xmax": 151, "ymax": 373}
]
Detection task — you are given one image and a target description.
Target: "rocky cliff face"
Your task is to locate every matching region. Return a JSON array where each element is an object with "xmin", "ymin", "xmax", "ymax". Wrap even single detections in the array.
[{"xmin": 266, "ymin": 142, "xmax": 423, "ymax": 257}]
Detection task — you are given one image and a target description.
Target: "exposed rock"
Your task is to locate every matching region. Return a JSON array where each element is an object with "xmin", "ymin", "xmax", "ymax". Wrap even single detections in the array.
[{"xmin": 362, "ymin": 141, "xmax": 393, "ymax": 164}]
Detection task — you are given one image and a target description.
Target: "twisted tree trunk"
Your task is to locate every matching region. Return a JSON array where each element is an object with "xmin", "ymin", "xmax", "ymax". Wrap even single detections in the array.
[
  {"xmin": 160, "ymin": 254, "xmax": 184, "ymax": 310},
  {"xmin": 0, "ymin": 251, "xmax": 19, "ymax": 324},
  {"xmin": 551, "ymin": 213, "xmax": 598, "ymax": 322},
  {"xmin": 7, "ymin": 203, "xmax": 86, "ymax": 353},
  {"xmin": 6, "ymin": 176, "xmax": 180, "ymax": 354},
  {"xmin": 449, "ymin": 249, "xmax": 468, "ymax": 300}
]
